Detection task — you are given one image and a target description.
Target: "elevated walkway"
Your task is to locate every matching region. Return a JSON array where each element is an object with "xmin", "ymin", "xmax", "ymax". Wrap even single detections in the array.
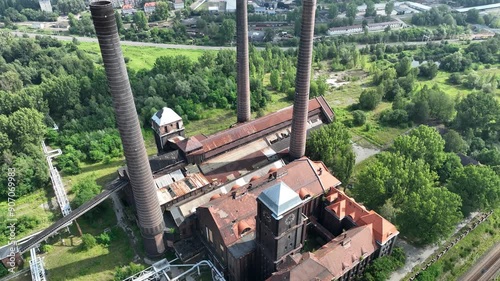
[{"xmin": 18, "ymin": 178, "xmax": 126, "ymax": 253}]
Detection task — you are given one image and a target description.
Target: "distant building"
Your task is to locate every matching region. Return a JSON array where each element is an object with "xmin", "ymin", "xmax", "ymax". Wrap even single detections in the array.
[
  {"xmin": 38, "ymin": 0, "xmax": 52, "ymax": 13},
  {"xmin": 208, "ymin": 5, "xmax": 219, "ymax": 13},
  {"xmin": 122, "ymin": 4, "xmax": 137, "ymax": 15},
  {"xmin": 249, "ymin": 31, "xmax": 265, "ymax": 42},
  {"xmin": 226, "ymin": 0, "xmax": 236, "ymax": 12},
  {"xmin": 144, "ymin": 1, "xmax": 157, "ymax": 13},
  {"xmin": 328, "ymin": 21, "xmax": 404, "ymax": 36},
  {"xmin": 404, "ymin": 1, "xmax": 432, "ymax": 12},
  {"xmin": 454, "ymin": 3, "xmax": 500, "ymax": 13},
  {"xmin": 254, "ymin": 6, "xmax": 276, "ymax": 15},
  {"xmin": 173, "ymin": 0, "xmax": 185, "ymax": 10}
]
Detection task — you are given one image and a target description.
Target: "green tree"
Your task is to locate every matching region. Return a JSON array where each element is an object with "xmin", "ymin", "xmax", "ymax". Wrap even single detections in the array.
[
  {"xmin": 385, "ymin": 1, "xmax": 394, "ymax": 16},
  {"xmin": 263, "ymin": 28, "xmax": 275, "ymax": 42},
  {"xmin": 418, "ymin": 61, "xmax": 438, "ymax": 79},
  {"xmin": 476, "ymin": 148, "xmax": 500, "ymax": 166},
  {"xmin": 392, "ymin": 126, "xmax": 446, "ymax": 171},
  {"xmin": 427, "ymin": 88, "xmax": 455, "ymax": 122},
  {"xmin": 395, "ymin": 56, "xmax": 412, "ymax": 77},
  {"xmin": 352, "ymin": 110, "xmax": 366, "ymax": 126},
  {"xmin": 150, "ymin": 1, "xmax": 169, "ymax": 21},
  {"xmin": 133, "ymin": 11, "xmax": 148, "ymax": 30},
  {"xmin": 447, "ymin": 165, "xmax": 500, "ymax": 215},
  {"xmin": 346, "ymin": 2, "xmax": 358, "ymax": 19},
  {"xmin": 306, "ymin": 122, "xmax": 355, "ymax": 184},
  {"xmin": 219, "ymin": 19, "xmax": 236, "ymax": 44},
  {"xmin": 7, "ymin": 108, "xmax": 46, "ymax": 151},
  {"xmin": 443, "ymin": 130, "xmax": 468, "ymax": 153},
  {"xmin": 398, "ymin": 186, "xmax": 462, "ymax": 245},
  {"xmin": 0, "ymin": 70, "xmax": 23, "ymax": 92},
  {"xmin": 365, "ymin": 1, "xmax": 376, "ymax": 17},
  {"xmin": 328, "ymin": 4, "xmax": 338, "ymax": 19},
  {"xmin": 72, "ymin": 177, "xmax": 101, "ymax": 208},
  {"xmin": 41, "ymin": 75, "xmax": 81, "ymax": 121},
  {"xmin": 454, "ymin": 92, "xmax": 500, "ymax": 141},
  {"xmin": 359, "ymin": 89, "xmax": 382, "ymax": 110},
  {"xmin": 437, "ymin": 153, "xmax": 462, "ymax": 184},
  {"xmin": 115, "ymin": 11, "xmax": 124, "ymax": 32},
  {"xmin": 56, "ymin": 0, "xmax": 85, "ymax": 15},
  {"xmin": 270, "ymin": 70, "xmax": 280, "ymax": 90},
  {"xmin": 0, "ymin": 153, "xmax": 49, "ymax": 198},
  {"xmin": 353, "ymin": 153, "xmax": 437, "ymax": 209}
]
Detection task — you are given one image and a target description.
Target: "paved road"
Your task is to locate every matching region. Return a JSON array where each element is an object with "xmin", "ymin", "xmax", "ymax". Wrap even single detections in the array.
[
  {"xmin": 8, "ymin": 31, "xmax": 469, "ymax": 52},
  {"xmin": 459, "ymin": 243, "xmax": 500, "ymax": 281},
  {"xmin": 9, "ymin": 31, "xmax": 235, "ymax": 51}
]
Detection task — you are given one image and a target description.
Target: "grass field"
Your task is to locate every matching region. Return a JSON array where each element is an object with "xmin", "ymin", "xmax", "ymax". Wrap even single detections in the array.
[
  {"xmin": 77, "ymin": 42, "xmax": 208, "ymax": 70},
  {"xmin": 42, "ymin": 202, "xmax": 137, "ymax": 281}
]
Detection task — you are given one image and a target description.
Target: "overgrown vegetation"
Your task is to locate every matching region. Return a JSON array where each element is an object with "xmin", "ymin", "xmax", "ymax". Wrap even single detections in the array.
[{"xmin": 362, "ymin": 247, "xmax": 406, "ymax": 281}]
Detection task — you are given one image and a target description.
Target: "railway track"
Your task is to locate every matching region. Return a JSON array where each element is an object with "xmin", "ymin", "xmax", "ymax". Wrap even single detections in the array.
[{"xmin": 459, "ymin": 243, "xmax": 500, "ymax": 281}]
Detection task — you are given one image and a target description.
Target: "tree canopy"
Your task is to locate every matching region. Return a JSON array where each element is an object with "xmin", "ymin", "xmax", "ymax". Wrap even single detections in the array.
[
  {"xmin": 306, "ymin": 122, "xmax": 355, "ymax": 184},
  {"xmin": 447, "ymin": 165, "xmax": 500, "ymax": 215}
]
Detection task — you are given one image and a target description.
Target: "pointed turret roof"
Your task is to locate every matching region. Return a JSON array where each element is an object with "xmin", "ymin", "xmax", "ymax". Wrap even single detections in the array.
[{"xmin": 258, "ymin": 181, "xmax": 302, "ymax": 218}]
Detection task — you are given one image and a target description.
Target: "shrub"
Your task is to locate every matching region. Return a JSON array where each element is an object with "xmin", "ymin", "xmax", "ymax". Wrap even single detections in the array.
[
  {"xmin": 81, "ymin": 234, "xmax": 97, "ymax": 251},
  {"xmin": 97, "ymin": 232, "xmax": 111, "ymax": 246},
  {"xmin": 359, "ymin": 89, "xmax": 382, "ymax": 110},
  {"xmin": 379, "ymin": 109, "xmax": 409, "ymax": 128},
  {"xmin": 114, "ymin": 263, "xmax": 146, "ymax": 281},
  {"xmin": 40, "ymin": 244, "xmax": 53, "ymax": 253},
  {"xmin": 352, "ymin": 110, "xmax": 367, "ymax": 126}
]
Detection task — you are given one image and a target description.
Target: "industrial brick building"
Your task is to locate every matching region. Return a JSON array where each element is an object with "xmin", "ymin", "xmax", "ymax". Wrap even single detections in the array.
[{"xmin": 192, "ymin": 158, "xmax": 398, "ymax": 281}]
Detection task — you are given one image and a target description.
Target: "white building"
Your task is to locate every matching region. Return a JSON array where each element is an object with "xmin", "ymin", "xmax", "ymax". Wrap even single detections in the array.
[
  {"xmin": 226, "ymin": 0, "xmax": 236, "ymax": 12},
  {"xmin": 455, "ymin": 3, "xmax": 500, "ymax": 13},
  {"xmin": 122, "ymin": 4, "xmax": 137, "ymax": 15},
  {"xmin": 328, "ymin": 21, "xmax": 404, "ymax": 36},
  {"xmin": 404, "ymin": 1, "xmax": 431, "ymax": 12},
  {"xmin": 144, "ymin": 1, "xmax": 157, "ymax": 13},
  {"xmin": 38, "ymin": 0, "xmax": 52, "ymax": 13},
  {"xmin": 173, "ymin": 0, "xmax": 185, "ymax": 10}
]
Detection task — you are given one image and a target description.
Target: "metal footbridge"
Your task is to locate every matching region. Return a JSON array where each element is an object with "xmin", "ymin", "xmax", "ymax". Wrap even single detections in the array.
[{"xmin": 18, "ymin": 178, "xmax": 127, "ymax": 253}]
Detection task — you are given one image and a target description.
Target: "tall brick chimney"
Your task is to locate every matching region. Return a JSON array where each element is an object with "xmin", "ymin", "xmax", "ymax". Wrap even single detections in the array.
[
  {"xmin": 89, "ymin": 1, "xmax": 165, "ymax": 258},
  {"xmin": 289, "ymin": 0, "xmax": 316, "ymax": 159},
  {"xmin": 236, "ymin": 0, "xmax": 251, "ymax": 123}
]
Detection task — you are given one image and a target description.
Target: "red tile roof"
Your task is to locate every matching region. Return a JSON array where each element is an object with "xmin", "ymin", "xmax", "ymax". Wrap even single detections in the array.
[
  {"xmin": 144, "ymin": 2, "xmax": 157, "ymax": 7},
  {"xmin": 325, "ymin": 189, "xmax": 399, "ymax": 244},
  {"xmin": 269, "ymin": 225, "xmax": 377, "ymax": 281},
  {"xmin": 122, "ymin": 4, "xmax": 133, "ymax": 9},
  {"xmin": 198, "ymin": 157, "xmax": 341, "ymax": 247}
]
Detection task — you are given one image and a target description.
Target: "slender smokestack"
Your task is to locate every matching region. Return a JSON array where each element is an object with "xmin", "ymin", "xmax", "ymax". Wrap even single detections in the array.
[
  {"xmin": 236, "ymin": 0, "xmax": 251, "ymax": 123},
  {"xmin": 90, "ymin": 1, "xmax": 165, "ymax": 258},
  {"xmin": 289, "ymin": 0, "xmax": 316, "ymax": 160}
]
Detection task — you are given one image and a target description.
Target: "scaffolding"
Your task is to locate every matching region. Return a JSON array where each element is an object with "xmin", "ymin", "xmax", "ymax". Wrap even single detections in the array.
[
  {"xmin": 122, "ymin": 259, "xmax": 225, "ymax": 281},
  {"xmin": 42, "ymin": 141, "xmax": 72, "ymax": 217},
  {"xmin": 29, "ymin": 248, "xmax": 46, "ymax": 281}
]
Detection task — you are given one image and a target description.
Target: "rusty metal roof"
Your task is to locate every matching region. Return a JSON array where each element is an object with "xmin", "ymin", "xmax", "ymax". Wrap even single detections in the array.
[{"xmin": 187, "ymin": 97, "xmax": 334, "ymax": 158}]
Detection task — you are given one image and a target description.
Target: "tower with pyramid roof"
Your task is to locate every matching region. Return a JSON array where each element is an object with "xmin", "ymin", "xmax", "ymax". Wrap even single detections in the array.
[{"xmin": 255, "ymin": 181, "xmax": 306, "ymax": 280}]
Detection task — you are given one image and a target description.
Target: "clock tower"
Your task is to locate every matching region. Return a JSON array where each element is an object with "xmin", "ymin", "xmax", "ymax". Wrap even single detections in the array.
[{"xmin": 255, "ymin": 182, "xmax": 306, "ymax": 280}]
